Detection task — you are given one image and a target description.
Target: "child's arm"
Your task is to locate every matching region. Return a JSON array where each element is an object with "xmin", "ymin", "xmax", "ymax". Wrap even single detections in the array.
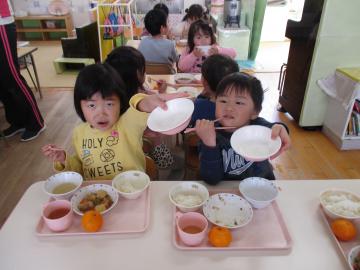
[
  {"xmin": 208, "ymin": 45, "xmax": 237, "ymax": 59},
  {"xmin": 135, "ymin": 92, "xmax": 189, "ymax": 112},
  {"xmin": 195, "ymin": 119, "xmax": 224, "ymax": 185}
]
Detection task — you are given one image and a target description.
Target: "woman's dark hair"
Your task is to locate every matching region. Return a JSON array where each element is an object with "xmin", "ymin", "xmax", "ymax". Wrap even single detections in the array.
[
  {"xmin": 144, "ymin": 9, "xmax": 167, "ymax": 36},
  {"xmin": 154, "ymin": 3, "xmax": 169, "ymax": 17},
  {"xmin": 201, "ymin": 54, "xmax": 239, "ymax": 93},
  {"xmin": 187, "ymin": 20, "xmax": 216, "ymax": 53},
  {"xmin": 74, "ymin": 63, "xmax": 129, "ymax": 122},
  {"xmin": 105, "ymin": 46, "xmax": 145, "ymax": 98},
  {"xmin": 182, "ymin": 4, "xmax": 207, "ymax": 21},
  {"xmin": 216, "ymin": 72, "xmax": 264, "ymax": 113}
]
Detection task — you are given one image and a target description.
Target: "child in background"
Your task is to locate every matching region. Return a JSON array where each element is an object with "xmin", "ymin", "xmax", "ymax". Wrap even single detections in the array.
[
  {"xmin": 171, "ymin": 4, "xmax": 208, "ymax": 40},
  {"xmin": 189, "ymin": 54, "xmax": 239, "ymax": 127},
  {"xmin": 41, "ymin": 63, "xmax": 185, "ymax": 180},
  {"xmin": 178, "ymin": 20, "xmax": 236, "ymax": 73},
  {"xmin": 138, "ymin": 9, "xmax": 177, "ymax": 66},
  {"xmin": 141, "ymin": 3, "xmax": 169, "ymax": 38},
  {"xmin": 195, "ymin": 72, "xmax": 291, "ymax": 185},
  {"xmin": 105, "ymin": 46, "xmax": 175, "ymax": 169}
]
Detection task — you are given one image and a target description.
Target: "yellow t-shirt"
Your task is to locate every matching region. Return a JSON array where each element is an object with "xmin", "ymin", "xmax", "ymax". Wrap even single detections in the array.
[{"xmin": 55, "ymin": 94, "xmax": 148, "ymax": 180}]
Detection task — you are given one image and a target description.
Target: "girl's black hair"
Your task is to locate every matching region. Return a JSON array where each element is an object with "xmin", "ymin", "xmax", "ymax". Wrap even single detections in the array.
[
  {"xmin": 182, "ymin": 4, "xmax": 207, "ymax": 22},
  {"xmin": 154, "ymin": 3, "xmax": 169, "ymax": 17},
  {"xmin": 105, "ymin": 46, "xmax": 145, "ymax": 98},
  {"xmin": 201, "ymin": 54, "xmax": 239, "ymax": 94},
  {"xmin": 74, "ymin": 63, "xmax": 129, "ymax": 122},
  {"xmin": 187, "ymin": 20, "xmax": 216, "ymax": 53},
  {"xmin": 216, "ymin": 72, "xmax": 264, "ymax": 113}
]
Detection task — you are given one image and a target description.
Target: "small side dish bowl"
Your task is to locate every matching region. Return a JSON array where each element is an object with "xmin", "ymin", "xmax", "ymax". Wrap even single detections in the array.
[
  {"xmin": 71, "ymin": 184, "xmax": 119, "ymax": 216},
  {"xmin": 169, "ymin": 182, "xmax": 209, "ymax": 212},
  {"xmin": 177, "ymin": 86, "xmax": 200, "ymax": 99},
  {"xmin": 320, "ymin": 189, "xmax": 360, "ymax": 220},
  {"xmin": 147, "ymin": 98, "xmax": 194, "ymax": 135},
  {"xmin": 112, "ymin": 170, "xmax": 150, "ymax": 200},
  {"xmin": 239, "ymin": 177, "xmax": 278, "ymax": 209},
  {"xmin": 348, "ymin": 245, "xmax": 360, "ymax": 270},
  {"xmin": 175, "ymin": 73, "xmax": 195, "ymax": 84},
  {"xmin": 43, "ymin": 171, "xmax": 83, "ymax": 200},
  {"xmin": 230, "ymin": 125, "xmax": 281, "ymax": 161}
]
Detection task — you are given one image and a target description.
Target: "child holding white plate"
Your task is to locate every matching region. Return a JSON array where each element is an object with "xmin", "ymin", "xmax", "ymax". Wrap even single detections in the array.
[
  {"xmin": 106, "ymin": 46, "xmax": 175, "ymax": 169},
  {"xmin": 178, "ymin": 20, "xmax": 236, "ymax": 73},
  {"xmin": 194, "ymin": 72, "xmax": 291, "ymax": 185},
  {"xmin": 41, "ymin": 63, "xmax": 186, "ymax": 180}
]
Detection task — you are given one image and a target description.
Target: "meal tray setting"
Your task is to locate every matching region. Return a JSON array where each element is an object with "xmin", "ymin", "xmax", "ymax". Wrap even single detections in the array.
[
  {"xmin": 319, "ymin": 205, "xmax": 360, "ymax": 269},
  {"xmin": 172, "ymin": 189, "xmax": 292, "ymax": 251},
  {"xmin": 36, "ymin": 180, "xmax": 150, "ymax": 236}
]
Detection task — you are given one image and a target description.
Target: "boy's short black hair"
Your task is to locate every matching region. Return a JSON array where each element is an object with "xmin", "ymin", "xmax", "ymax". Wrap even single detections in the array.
[
  {"xmin": 154, "ymin": 3, "xmax": 169, "ymax": 17},
  {"xmin": 216, "ymin": 72, "xmax": 264, "ymax": 113},
  {"xmin": 201, "ymin": 54, "xmax": 239, "ymax": 94},
  {"xmin": 187, "ymin": 20, "xmax": 215, "ymax": 53},
  {"xmin": 105, "ymin": 46, "xmax": 145, "ymax": 99},
  {"xmin": 74, "ymin": 63, "xmax": 129, "ymax": 122},
  {"xmin": 144, "ymin": 9, "xmax": 167, "ymax": 36}
]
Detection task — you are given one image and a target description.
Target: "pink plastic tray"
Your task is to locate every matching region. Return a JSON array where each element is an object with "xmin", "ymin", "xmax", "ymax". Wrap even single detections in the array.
[
  {"xmin": 173, "ymin": 189, "xmax": 292, "ymax": 251},
  {"xmin": 319, "ymin": 205, "xmax": 360, "ymax": 269},
  {"xmin": 36, "ymin": 180, "xmax": 150, "ymax": 236}
]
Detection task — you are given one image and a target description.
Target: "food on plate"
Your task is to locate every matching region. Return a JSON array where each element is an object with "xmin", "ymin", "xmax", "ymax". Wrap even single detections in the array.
[
  {"xmin": 322, "ymin": 192, "xmax": 360, "ymax": 217},
  {"xmin": 81, "ymin": 210, "xmax": 103, "ymax": 232},
  {"xmin": 330, "ymin": 219, "xmax": 357, "ymax": 241},
  {"xmin": 78, "ymin": 190, "xmax": 113, "ymax": 213},
  {"xmin": 208, "ymin": 226, "xmax": 232, "ymax": 247},
  {"xmin": 173, "ymin": 193, "xmax": 203, "ymax": 207},
  {"xmin": 52, "ymin": 183, "xmax": 77, "ymax": 194},
  {"xmin": 353, "ymin": 250, "xmax": 360, "ymax": 270}
]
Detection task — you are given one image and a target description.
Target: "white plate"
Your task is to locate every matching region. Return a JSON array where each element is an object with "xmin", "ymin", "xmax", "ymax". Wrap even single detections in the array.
[
  {"xmin": 147, "ymin": 98, "xmax": 194, "ymax": 132},
  {"xmin": 230, "ymin": 125, "xmax": 281, "ymax": 161},
  {"xmin": 71, "ymin": 184, "xmax": 119, "ymax": 216},
  {"xmin": 177, "ymin": 86, "xmax": 200, "ymax": 98},
  {"xmin": 202, "ymin": 193, "xmax": 253, "ymax": 229}
]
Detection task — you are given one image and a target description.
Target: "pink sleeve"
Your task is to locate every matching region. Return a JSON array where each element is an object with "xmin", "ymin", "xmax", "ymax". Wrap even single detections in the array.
[
  {"xmin": 218, "ymin": 46, "xmax": 237, "ymax": 59},
  {"xmin": 178, "ymin": 48, "xmax": 198, "ymax": 72}
]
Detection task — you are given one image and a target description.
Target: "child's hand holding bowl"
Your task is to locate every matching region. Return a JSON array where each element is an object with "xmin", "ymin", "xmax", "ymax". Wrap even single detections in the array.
[
  {"xmin": 269, "ymin": 124, "xmax": 291, "ymax": 159},
  {"xmin": 193, "ymin": 47, "xmax": 204, "ymax": 58}
]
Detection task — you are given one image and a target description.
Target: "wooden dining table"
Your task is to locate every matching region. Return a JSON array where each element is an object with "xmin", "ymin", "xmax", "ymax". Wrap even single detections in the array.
[{"xmin": 1, "ymin": 179, "xmax": 359, "ymax": 270}]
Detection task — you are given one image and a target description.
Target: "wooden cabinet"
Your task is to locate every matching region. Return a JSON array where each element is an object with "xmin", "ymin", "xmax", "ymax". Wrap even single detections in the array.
[{"xmin": 15, "ymin": 15, "xmax": 74, "ymax": 41}]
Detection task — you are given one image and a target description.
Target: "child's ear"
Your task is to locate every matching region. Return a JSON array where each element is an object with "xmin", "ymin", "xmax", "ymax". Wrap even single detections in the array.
[{"xmin": 250, "ymin": 111, "xmax": 259, "ymax": 120}]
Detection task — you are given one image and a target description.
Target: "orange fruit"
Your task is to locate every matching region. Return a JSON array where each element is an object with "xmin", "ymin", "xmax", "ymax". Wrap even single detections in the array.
[
  {"xmin": 81, "ymin": 210, "xmax": 103, "ymax": 232},
  {"xmin": 330, "ymin": 219, "xmax": 357, "ymax": 241},
  {"xmin": 208, "ymin": 226, "xmax": 232, "ymax": 247}
]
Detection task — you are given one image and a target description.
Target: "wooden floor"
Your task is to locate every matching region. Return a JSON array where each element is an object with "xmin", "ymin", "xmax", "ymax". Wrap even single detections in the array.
[{"xmin": 1, "ymin": 75, "xmax": 360, "ymax": 228}]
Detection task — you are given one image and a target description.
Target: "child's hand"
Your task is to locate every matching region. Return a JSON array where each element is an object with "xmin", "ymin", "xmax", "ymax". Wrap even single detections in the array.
[
  {"xmin": 195, "ymin": 119, "xmax": 216, "ymax": 147},
  {"xmin": 208, "ymin": 45, "xmax": 219, "ymax": 56},
  {"xmin": 138, "ymin": 92, "xmax": 189, "ymax": 112},
  {"xmin": 157, "ymin": 79, "xmax": 167, "ymax": 93},
  {"xmin": 270, "ymin": 124, "xmax": 291, "ymax": 159},
  {"xmin": 193, "ymin": 47, "xmax": 204, "ymax": 58},
  {"xmin": 42, "ymin": 144, "xmax": 66, "ymax": 164}
]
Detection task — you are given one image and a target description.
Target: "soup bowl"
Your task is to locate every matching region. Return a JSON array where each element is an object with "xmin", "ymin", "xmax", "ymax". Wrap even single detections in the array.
[{"xmin": 43, "ymin": 171, "xmax": 83, "ymax": 200}]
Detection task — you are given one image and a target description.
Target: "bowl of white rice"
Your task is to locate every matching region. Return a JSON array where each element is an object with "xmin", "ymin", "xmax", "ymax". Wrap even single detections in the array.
[
  {"xmin": 320, "ymin": 189, "xmax": 360, "ymax": 220},
  {"xmin": 169, "ymin": 182, "xmax": 209, "ymax": 212},
  {"xmin": 112, "ymin": 171, "xmax": 150, "ymax": 200}
]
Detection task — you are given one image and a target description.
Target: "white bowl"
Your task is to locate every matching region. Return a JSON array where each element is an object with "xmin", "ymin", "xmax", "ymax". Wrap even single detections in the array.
[
  {"xmin": 71, "ymin": 184, "xmax": 119, "ymax": 216},
  {"xmin": 112, "ymin": 170, "xmax": 150, "ymax": 200},
  {"xmin": 196, "ymin": 45, "xmax": 211, "ymax": 55},
  {"xmin": 176, "ymin": 39, "xmax": 187, "ymax": 46},
  {"xmin": 239, "ymin": 177, "xmax": 278, "ymax": 209},
  {"xmin": 230, "ymin": 125, "xmax": 281, "ymax": 161},
  {"xmin": 348, "ymin": 245, "xmax": 360, "ymax": 270},
  {"xmin": 169, "ymin": 182, "xmax": 209, "ymax": 212},
  {"xmin": 202, "ymin": 193, "xmax": 253, "ymax": 229},
  {"xmin": 43, "ymin": 171, "xmax": 83, "ymax": 200},
  {"xmin": 320, "ymin": 189, "xmax": 360, "ymax": 220},
  {"xmin": 177, "ymin": 86, "xmax": 200, "ymax": 99},
  {"xmin": 175, "ymin": 73, "xmax": 195, "ymax": 84},
  {"xmin": 147, "ymin": 98, "xmax": 194, "ymax": 133}
]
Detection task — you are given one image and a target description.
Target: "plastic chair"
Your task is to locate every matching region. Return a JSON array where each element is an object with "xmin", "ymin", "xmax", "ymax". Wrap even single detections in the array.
[
  {"xmin": 183, "ymin": 133, "xmax": 200, "ymax": 179},
  {"xmin": 145, "ymin": 62, "xmax": 175, "ymax": 74}
]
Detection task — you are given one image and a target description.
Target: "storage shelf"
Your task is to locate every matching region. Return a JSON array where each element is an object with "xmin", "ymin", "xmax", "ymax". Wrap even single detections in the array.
[{"xmin": 15, "ymin": 15, "xmax": 74, "ymax": 41}]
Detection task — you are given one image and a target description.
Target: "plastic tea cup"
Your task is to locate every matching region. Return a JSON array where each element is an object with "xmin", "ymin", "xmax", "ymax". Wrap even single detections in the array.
[
  {"xmin": 42, "ymin": 199, "xmax": 73, "ymax": 232},
  {"xmin": 176, "ymin": 212, "xmax": 208, "ymax": 246}
]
